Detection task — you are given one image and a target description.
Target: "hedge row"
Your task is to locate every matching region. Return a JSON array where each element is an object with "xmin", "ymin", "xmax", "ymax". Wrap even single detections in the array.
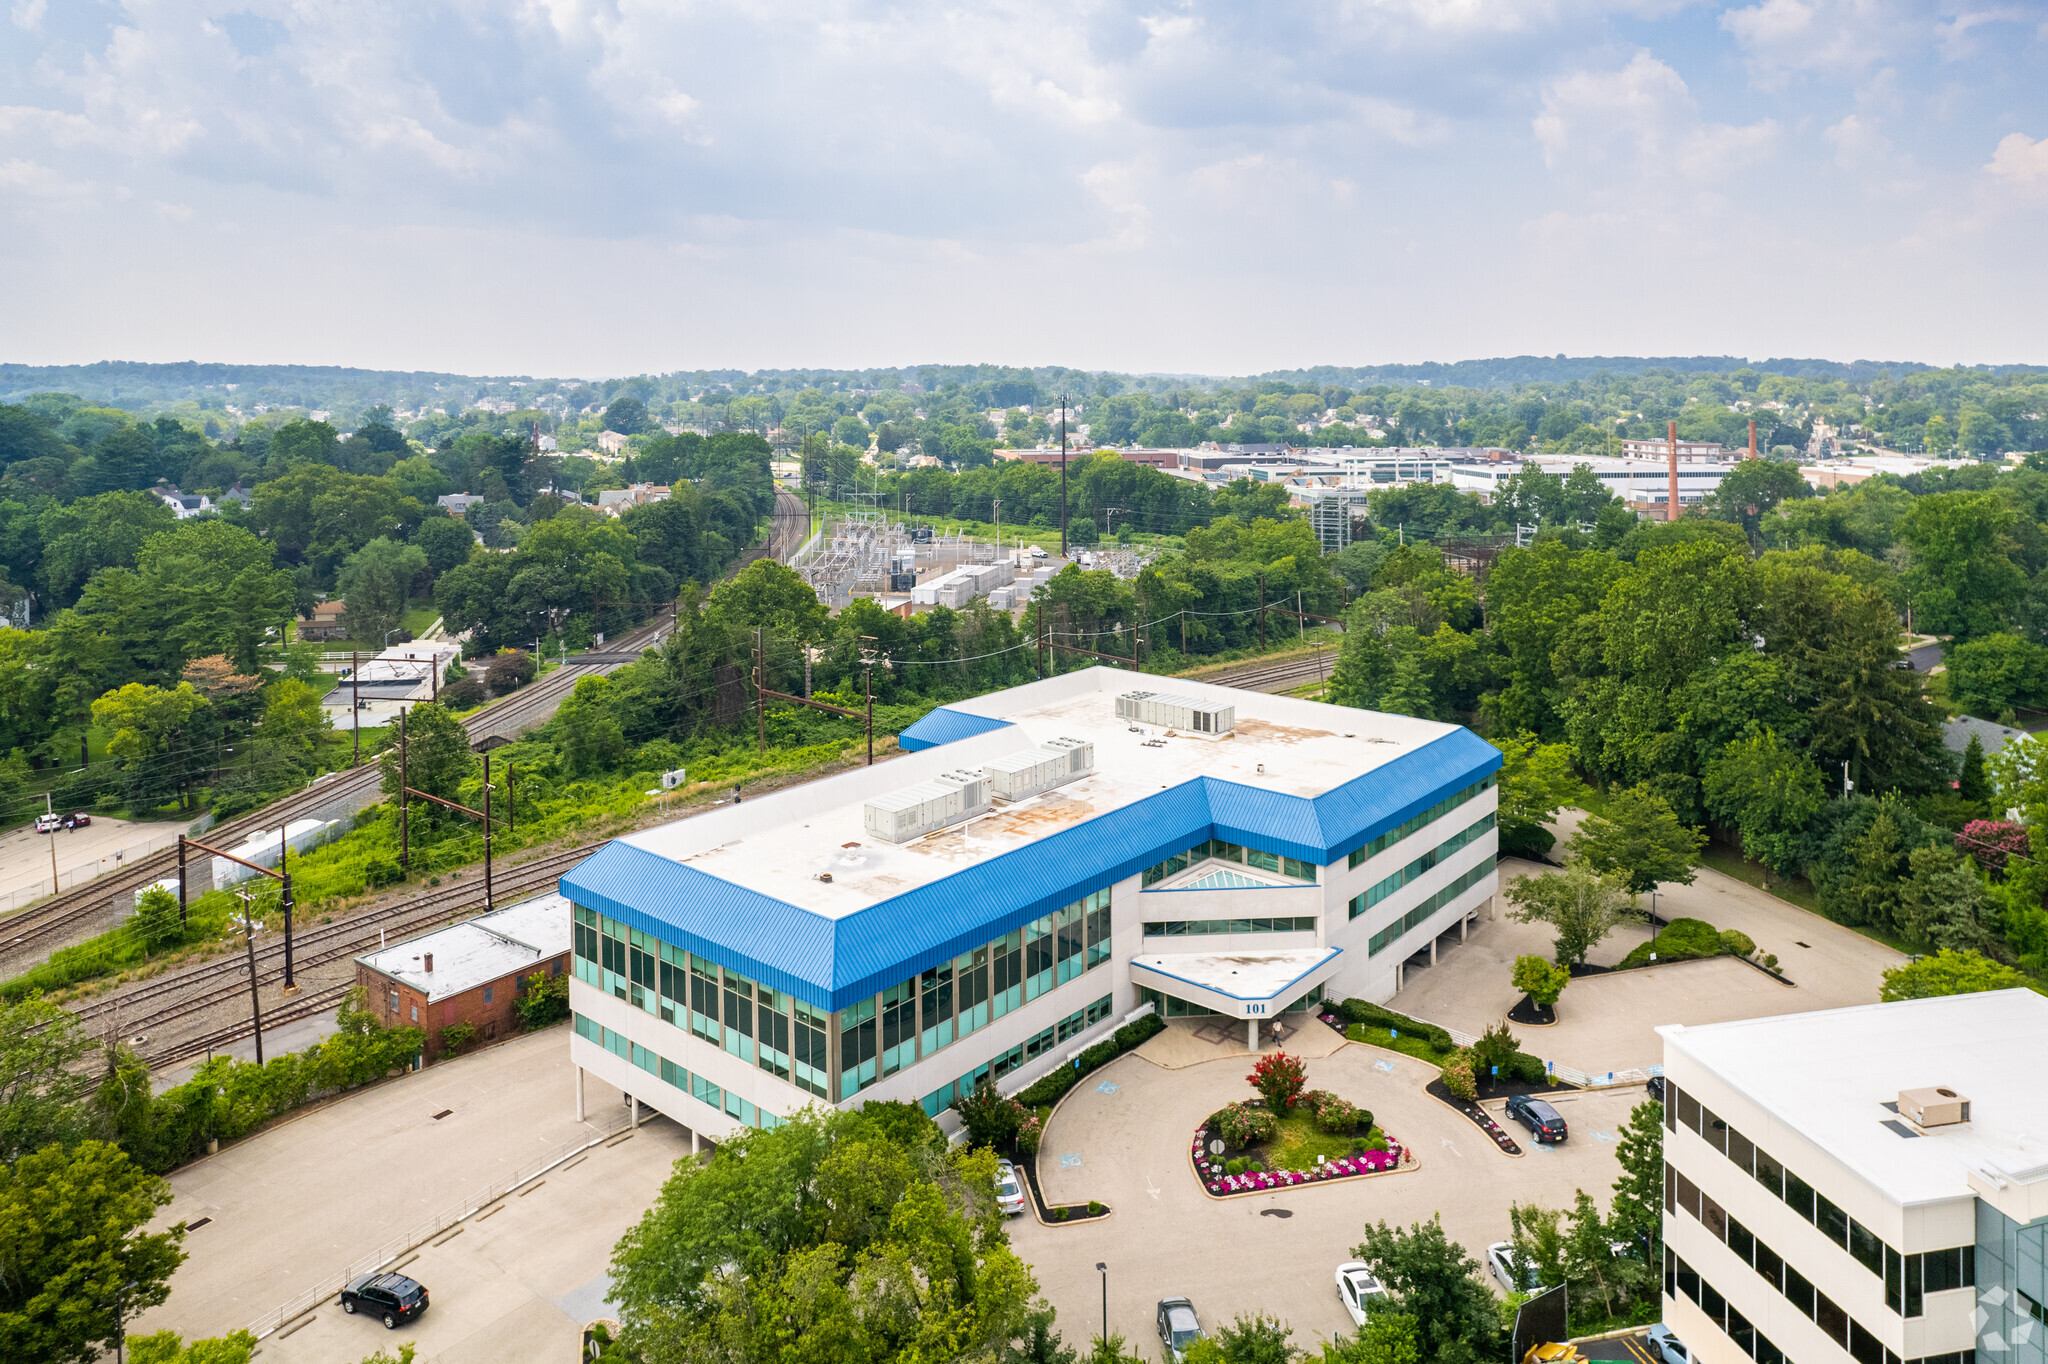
[
  {"xmin": 1012, "ymin": 1013, "xmax": 1166, "ymax": 1108},
  {"xmin": 1336, "ymin": 998, "xmax": 1457, "ymax": 1055},
  {"xmin": 1616, "ymin": 917, "xmax": 1753, "ymax": 970}
]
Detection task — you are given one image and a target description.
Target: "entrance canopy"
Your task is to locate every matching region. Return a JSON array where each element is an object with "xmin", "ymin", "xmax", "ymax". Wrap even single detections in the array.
[{"xmin": 1130, "ymin": 948, "xmax": 1342, "ymax": 1020}]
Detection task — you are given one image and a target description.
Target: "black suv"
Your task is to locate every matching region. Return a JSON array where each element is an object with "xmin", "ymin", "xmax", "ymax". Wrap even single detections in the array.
[
  {"xmin": 1506, "ymin": 1094, "xmax": 1568, "ymax": 1143},
  {"xmin": 341, "ymin": 1272, "xmax": 428, "ymax": 1329}
]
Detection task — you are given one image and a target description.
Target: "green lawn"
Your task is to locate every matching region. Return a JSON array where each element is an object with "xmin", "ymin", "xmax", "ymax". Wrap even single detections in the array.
[
  {"xmin": 1343, "ymin": 1023, "xmax": 1450, "ymax": 1068},
  {"xmin": 1262, "ymin": 1109, "xmax": 1387, "ymax": 1170}
]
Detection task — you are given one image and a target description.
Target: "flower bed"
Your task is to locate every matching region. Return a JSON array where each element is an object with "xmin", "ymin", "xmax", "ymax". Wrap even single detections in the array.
[{"xmin": 1191, "ymin": 1124, "xmax": 1409, "ymax": 1196}]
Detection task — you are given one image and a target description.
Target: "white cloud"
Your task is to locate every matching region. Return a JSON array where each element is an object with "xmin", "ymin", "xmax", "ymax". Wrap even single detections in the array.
[
  {"xmin": 11, "ymin": 0, "xmax": 44, "ymax": 31},
  {"xmin": 1987, "ymin": 132, "xmax": 2048, "ymax": 186},
  {"xmin": 1720, "ymin": 0, "xmax": 1906, "ymax": 83},
  {"xmin": 1535, "ymin": 52, "xmax": 1777, "ymax": 179},
  {"xmin": 1823, "ymin": 113, "xmax": 1892, "ymax": 172}
]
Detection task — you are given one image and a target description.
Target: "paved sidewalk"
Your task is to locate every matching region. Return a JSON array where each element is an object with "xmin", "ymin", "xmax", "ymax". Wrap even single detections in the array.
[
  {"xmin": 1020, "ymin": 1039, "xmax": 1646, "ymax": 1354},
  {"xmin": 131, "ymin": 1027, "xmax": 641, "ymax": 1345}
]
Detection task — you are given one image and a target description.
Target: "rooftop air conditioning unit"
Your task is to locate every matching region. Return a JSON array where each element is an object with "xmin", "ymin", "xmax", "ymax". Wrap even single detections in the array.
[
  {"xmin": 1899, "ymin": 1087, "xmax": 1971, "ymax": 1128},
  {"xmin": 1115, "ymin": 690, "xmax": 1236, "ymax": 736},
  {"xmin": 862, "ymin": 768, "xmax": 990, "ymax": 843},
  {"xmin": 984, "ymin": 738, "xmax": 1094, "ymax": 802}
]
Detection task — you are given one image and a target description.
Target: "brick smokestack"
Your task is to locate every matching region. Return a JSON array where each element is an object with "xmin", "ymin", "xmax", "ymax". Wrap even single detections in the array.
[
  {"xmin": 1749, "ymin": 419, "xmax": 1758, "ymax": 460},
  {"xmin": 1668, "ymin": 421, "xmax": 1680, "ymax": 521}
]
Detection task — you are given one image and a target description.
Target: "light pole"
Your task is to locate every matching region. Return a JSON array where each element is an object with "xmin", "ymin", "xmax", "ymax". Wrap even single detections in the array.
[{"xmin": 1095, "ymin": 1262, "xmax": 1107, "ymax": 1346}]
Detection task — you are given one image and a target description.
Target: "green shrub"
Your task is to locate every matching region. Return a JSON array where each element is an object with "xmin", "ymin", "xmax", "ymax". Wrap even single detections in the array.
[
  {"xmin": 1338, "ymin": 998, "xmax": 1454, "ymax": 1054},
  {"xmin": 1212, "ymin": 1100, "xmax": 1279, "ymax": 1148},
  {"xmin": 439, "ymin": 1020, "xmax": 481, "ymax": 1056},
  {"xmin": 1367, "ymin": 1133, "xmax": 1389, "ymax": 1153},
  {"xmin": 1054, "ymin": 1206, "xmax": 1069, "ymax": 1221},
  {"xmin": 1440, "ymin": 1048, "xmax": 1478, "ymax": 1101},
  {"xmin": 1718, "ymin": 928, "xmax": 1757, "ymax": 958},
  {"xmin": 1087, "ymin": 1200, "xmax": 1103, "ymax": 1216},
  {"xmin": 1618, "ymin": 917, "xmax": 1727, "ymax": 969},
  {"xmin": 1313, "ymin": 1096, "xmax": 1361, "ymax": 1133},
  {"xmin": 513, "ymin": 970, "xmax": 570, "ymax": 1030},
  {"xmin": 1509, "ymin": 1052, "xmax": 1549, "ymax": 1085},
  {"xmin": 1008, "ymin": 1011, "xmax": 1163, "ymax": 1108}
]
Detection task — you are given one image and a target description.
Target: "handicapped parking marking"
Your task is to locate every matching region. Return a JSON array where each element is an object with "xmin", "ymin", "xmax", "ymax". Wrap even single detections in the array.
[
  {"xmin": 1594, "ymin": 1130, "xmax": 1617, "ymax": 1143},
  {"xmin": 1373, "ymin": 1060, "xmax": 1396, "ymax": 1074},
  {"xmin": 1061, "ymin": 1153, "xmax": 1083, "ymax": 1168},
  {"xmin": 1097, "ymin": 1081, "xmax": 1120, "ymax": 1095}
]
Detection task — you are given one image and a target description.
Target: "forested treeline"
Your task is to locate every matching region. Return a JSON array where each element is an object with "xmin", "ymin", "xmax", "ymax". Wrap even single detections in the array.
[{"xmin": 0, "ymin": 395, "xmax": 773, "ymax": 828}]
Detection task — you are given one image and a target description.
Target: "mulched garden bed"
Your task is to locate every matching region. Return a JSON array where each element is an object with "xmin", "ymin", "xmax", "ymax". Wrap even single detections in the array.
[
  {"xmin": 1507, "ymin": 993, "xmax": 1556, "ymax": 1026},
  {"xmin": 1017, "ymin": 1150, "xmax": 1111, "ymax": 1224},
  {"xmin": 1190, "ymin": 1123, "xmax": 1411, "ymax": 1197},
  {"xmin": 1425, "ymin": 1077, "xmax": 1524, "ymax": 1154}
]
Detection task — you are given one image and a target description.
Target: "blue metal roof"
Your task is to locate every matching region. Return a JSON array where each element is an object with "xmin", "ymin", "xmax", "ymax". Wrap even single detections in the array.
[
  {"xmin": 559, "ymin": 726, "xmax": 1500, "ymax": 1012},
  {"xmin": 896, "ymin": 706, "xmax": 1013, "ymax": 751}
]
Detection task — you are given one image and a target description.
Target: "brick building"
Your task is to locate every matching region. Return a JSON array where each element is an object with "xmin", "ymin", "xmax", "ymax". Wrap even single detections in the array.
[{"xmin": 354, "ymin": 894, "xmax": 571, "ymax": 1063}]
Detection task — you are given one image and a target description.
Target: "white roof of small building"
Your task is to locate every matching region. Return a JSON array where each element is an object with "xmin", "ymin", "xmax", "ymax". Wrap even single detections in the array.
[
  {"xmin": 1660, "ymin": 990, "xmax": 2048, "ymax": 1207},
  {"xmin": 355, "ymin": 893, "xmax": 570, "ymax": 1002}
]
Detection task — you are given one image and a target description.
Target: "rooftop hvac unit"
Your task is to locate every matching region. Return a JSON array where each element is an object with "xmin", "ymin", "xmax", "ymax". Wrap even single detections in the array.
[
  {"xmin": 984, "ymin": 737, "xmax": 1097, "ymax": 802},
  {"xmin": 862, "ymin": 768, "xmax": 990, "ymax": 843},
  {"xmin": 1898, "ymin": 1087, "xmax": 1971, "ymax": 1128},
  {"xmin": 1115, "ymin": 690, "xmax": 1236, "ymax": 736}
]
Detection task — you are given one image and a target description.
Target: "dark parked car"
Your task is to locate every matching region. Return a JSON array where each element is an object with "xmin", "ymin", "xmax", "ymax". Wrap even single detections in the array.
[
  {"xmin": 1646, "ymin": 1075, "xmax": 1666, "ymax": 1102},
  {"xmin": 1506, "ymin": 1093, "xmax": 1568, "ymax": 1143},
  {"xmin": 60, "ymin": 811, "xmax": 90, "ymax": 830},
  {"xmin": 341, "ymin": 1272, "xmax": 428, "ymax": 1329}
]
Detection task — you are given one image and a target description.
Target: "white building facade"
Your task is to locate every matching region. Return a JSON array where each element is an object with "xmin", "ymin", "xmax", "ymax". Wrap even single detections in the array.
[
  {"xmin": 1660, "ymin": 992, "xmax": 2048, "ymax": 1364},
  {"xmin": 559, "ymin": 669, "xmax": 1500, "ymax": 1145}
]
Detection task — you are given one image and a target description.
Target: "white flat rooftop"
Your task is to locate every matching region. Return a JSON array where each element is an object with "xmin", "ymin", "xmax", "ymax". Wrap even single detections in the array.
[
  {"xmin": 1131, "ymin": 948, "xmax": 1339, "ymax": 1002},
  {"xmin": 356, "ymin": 893, "xmax": 570, "ymax": 1002},
  {"xmin": 1661, "ymin": 989, "xmax": 2048, "ymax": 1207},
  {"xmin": 614, "ymin": 670, "xmax": 1461, "ymax": 919}
]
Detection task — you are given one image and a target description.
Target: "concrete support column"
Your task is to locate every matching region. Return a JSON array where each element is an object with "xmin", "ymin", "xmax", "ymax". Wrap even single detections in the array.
[
  {"xmin": 1460, "ymin": 914, "xmax": 1469, "ymax": 943},
  {"xmin": 630, "ymin": 1095, "xmax": 640, "ymax": 1129},
  {"xmin": 575, "ymin": 1065, "xmax": 585, "ymax": 1123},
  {"xmin": 1430, "ymin": 938, "xmax": 1439, "ymax": 966},
  {"xmin": 1247, "ymin": 1017, "xmax": 1258, "ymax": 1053},
  {"xmin": 691, "ymin": 1127, "xmax": 700, "ymax": 1157}
]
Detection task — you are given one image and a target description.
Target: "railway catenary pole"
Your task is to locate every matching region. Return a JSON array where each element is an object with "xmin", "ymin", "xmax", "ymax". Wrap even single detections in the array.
[
  {"xmin": 238, "ymin": 890, "xmax": 264, "ymax": 1066},
  {"xmin": 399, "ymin": 709, "xmax": 409, "ymax": 874},
  {"xmin": 351, "ymin": 650, "xmax": 360, "ymax": 766},
  {"xmin": 279, "ymin": 825, "xmax": 295, "ymax": 991},
  {"xmin": 175, "ymin": 836, "xmax": 187, "ymax": 929}
]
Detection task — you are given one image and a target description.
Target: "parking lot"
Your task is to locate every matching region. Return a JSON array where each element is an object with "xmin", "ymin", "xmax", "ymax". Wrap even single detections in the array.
[
  {"xmin": 1391, "ymin": 855, "xmax": 1905, "ymax": 1074},
  {"xmin": 130, "ymin": 1028, "xmax": 689, "ymax": 1358},
  {"xmin": 1018, "ymin": 1029, "xmax": 1653, "ymax": 1355}
]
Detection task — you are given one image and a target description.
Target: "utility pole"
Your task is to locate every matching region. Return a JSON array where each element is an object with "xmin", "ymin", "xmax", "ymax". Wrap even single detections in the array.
[
  {"xmin": 1059, "ymin": 393, "xmax": 1070, "ymax": 558},
  {"xmin": 1258, "ymin": 575, "xmax": 1267, "ymax": 649},
  {"xmin": 43, "ymin": 792, "xmax": 56, "ymax": 891},
  {"xmin": 351, "ymin": 650, "xmax": 360, "ymax": 766},
  {"xmin": 399, "ymin": 709, "xmax": 409, "ymax": 874},
  {"xmin": 238, "ymin": 889, "xmax": 264, "ymax": 1066},
  {"xmin": 754, "ymin": 627, "xmax": 768, "ymax": 753},
  {"xmin": 482, "ymin": 752, "xmax": 494, "ymax": 912},
  {"xmin": 175, "ymin": 836, "xmax": 187, "ymax": 929},
  {"xmin": 278, "ymin": 825, "xmax": 295, "ymax": 992}
]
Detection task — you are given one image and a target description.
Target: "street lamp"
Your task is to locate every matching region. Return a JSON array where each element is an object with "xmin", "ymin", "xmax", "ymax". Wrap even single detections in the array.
[{"xmin": 1095, "ymin": 1262, "xmax": 1107, "ymax": 1346}]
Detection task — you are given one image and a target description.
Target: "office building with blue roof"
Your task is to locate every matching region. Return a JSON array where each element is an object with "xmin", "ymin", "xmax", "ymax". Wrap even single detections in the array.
[{"xmin": 560, "ymin": 667, "xmax": 1501, "ymax": 1142}]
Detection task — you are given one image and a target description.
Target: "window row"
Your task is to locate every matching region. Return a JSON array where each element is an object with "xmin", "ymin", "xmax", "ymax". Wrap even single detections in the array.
[
  {"xmin": 1144, "ymin": 838, "xmax": 1317, "ymax": 887},
  {"xmin": 836, "ymin": 889, "xmax": 1114, "ymax": 1101},
  {"xmin": 572, "ymin": 1012, "xmax": 783, "ymax": 1131},
  {"xmin": 573, "ymin": 907, "xmax": 830, "ymax": 1099},
  {"xmin": 919, "ymin": 995, "xmax": 1114, "ymax": 1119},
  {"xmin": 1364, "ymin": 856, "xmax": 1497, "ymax": 953},
  {"xmin": 1668, "ymin": 1164, "xmax": 1974, "ymax": 1364},
  {"xmin": 1351, "ymin": 812, "xmax": 1496, "ymax": 917},
  {"xmin": 1142, "ymin": 916, "xmax": 1317, "ymax": 938},
  {"xmin": 1348, "ymin": 774, "xmax": 1496, "ymax": 868},
  {"xmin": 1137, "ymin": 984, "xmax": 1324, "ymax": 1020},
  {"xmin": 1664, "ymin": 1247, "xmax": 1967, "ymax": 1364},
  {"xmin": 1665, "ymin": 1081, "xmax": 1974, "ymax": 1315}
]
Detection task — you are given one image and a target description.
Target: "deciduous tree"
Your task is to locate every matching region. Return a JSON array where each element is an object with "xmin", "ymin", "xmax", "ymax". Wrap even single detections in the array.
[
  {"xmin": 1505, "ymin": 859, "xmax": 1642, "ymax": 965},
  {"xmin": 1567, "ymin": 785, "xmax": 1703, "ymax": 895}
]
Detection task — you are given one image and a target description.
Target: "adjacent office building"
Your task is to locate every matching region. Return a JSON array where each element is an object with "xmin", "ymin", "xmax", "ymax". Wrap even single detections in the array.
[
  {"xmin": 559, "ymin": 668, "xmax": 1501, "ymax": 1143},
  {"xmin": 1660, "ymin": 990, "xmax": 2048, "ymax": 1364}
]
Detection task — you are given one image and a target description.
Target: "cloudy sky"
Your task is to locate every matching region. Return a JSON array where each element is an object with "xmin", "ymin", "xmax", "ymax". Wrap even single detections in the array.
[{"xmin": 3, "ymin": 1, "xmax": 2044, "ymax": 376}]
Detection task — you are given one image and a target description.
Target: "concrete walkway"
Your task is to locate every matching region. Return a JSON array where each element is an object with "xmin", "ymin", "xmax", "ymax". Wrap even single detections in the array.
[{"xmin": 1020, "ymin": 1037, "xmax": 1648, "ymax": 1354}]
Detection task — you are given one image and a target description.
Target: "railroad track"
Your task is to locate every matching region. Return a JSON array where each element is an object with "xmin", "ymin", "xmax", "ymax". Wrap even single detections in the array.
[
  {"xmin": 12, "ymin": 494, "xmax": 800, "ymax": 974},
  {"xmin": 80, "ymin": 845, "xmax": 599, "ymax": 1065},
  {"xmin": 1193, "ymin": 650, "xmax": 1339, "ymax": 694},
  {"xmin": 145, "ymin": 984, "xmax": 354, "ymax": 1070},
  {"xmin": 0, "ymin": 622, "xmax": 670, "ymax": 966}
]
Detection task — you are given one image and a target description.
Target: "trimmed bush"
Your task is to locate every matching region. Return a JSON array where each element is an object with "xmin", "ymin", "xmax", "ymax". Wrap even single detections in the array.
[
  {"xmin": 1010, "ymin": 1011, "xmax": 1164, "ymax": 1108},
  {"xmin": 1718, "ymin": 928, "xmax": 1756, "ymax": 958},
  {"xmin": 1617, "ymin": 916, "xmax": 1746, "ymax": 969},
  {"xmin": 1313, "ymin": 1096, "xmax": 1361, "ymax": 1133},
  {"xmin": 1338, "ymin": 998, "xmax": 1455, "ymax": 1054},
  {"xmin": 1211, "ymin": 1100, "xmax": 1280, "ymax": 1148},
  {"xmin": 1440, "ymin": 1048, "xmax": 1478, "ymax": 1101}
]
